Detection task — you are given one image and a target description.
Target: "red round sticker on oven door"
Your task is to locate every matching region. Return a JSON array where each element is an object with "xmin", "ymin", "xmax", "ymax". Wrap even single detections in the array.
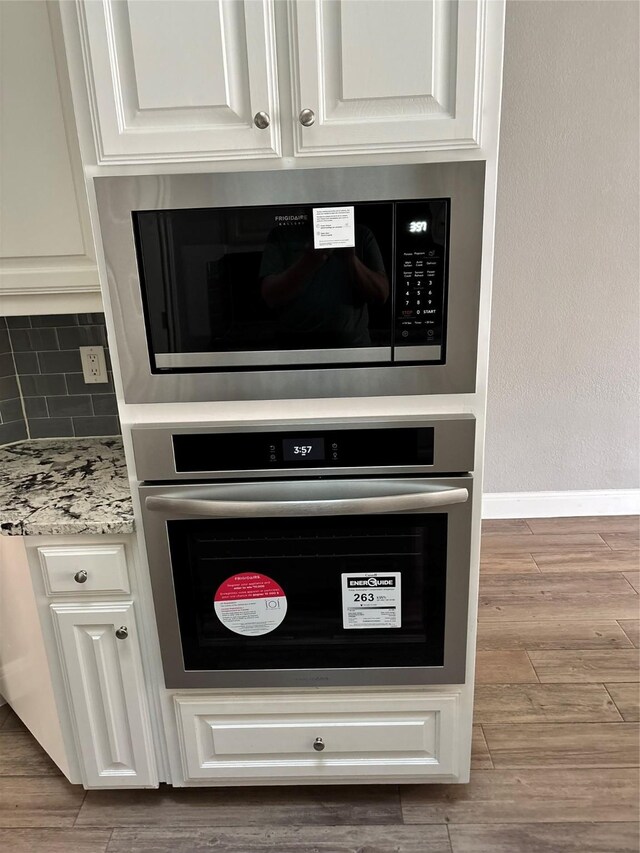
[{"xmin": 213, "ymin": 572, "xmax": 287, "ymax": 636}]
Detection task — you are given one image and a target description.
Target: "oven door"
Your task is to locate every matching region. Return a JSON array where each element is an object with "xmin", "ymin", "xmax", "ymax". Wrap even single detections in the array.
[{"xmin": 140, "ymin": 477, "xmax": 472, "ymax": 689}]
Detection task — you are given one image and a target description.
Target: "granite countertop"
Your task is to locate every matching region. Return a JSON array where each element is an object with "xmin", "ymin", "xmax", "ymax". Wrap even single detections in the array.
[{"xmin": 0, "ymin": 437, "xmax": 134, "ymax": 536}]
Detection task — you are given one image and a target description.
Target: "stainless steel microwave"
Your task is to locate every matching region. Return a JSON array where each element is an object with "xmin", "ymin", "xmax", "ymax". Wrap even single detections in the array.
[{"xmin": 95, "ymin": 163, "xmax": 485, "ymax": 403}]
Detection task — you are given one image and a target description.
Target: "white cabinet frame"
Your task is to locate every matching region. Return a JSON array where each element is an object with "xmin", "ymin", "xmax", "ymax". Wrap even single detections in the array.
[{"xmin": 61, "ymin": 0, "xmax": 500, "ymax": 167}]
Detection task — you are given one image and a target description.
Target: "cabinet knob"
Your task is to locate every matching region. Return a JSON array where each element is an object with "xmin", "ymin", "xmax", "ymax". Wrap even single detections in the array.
[
  {"xmin": 73, "ymin": 570, "xmax": 88, "ymax": 584},
  {"xmin": 253, "ymin": 111, "xmax": 270, "ymax": 129},
  {"xmin": 115, "ymin": 626, "xmax": 128, "ymax": 640},
  {"xmin": 313, "ymin": 737, "xmax": 325, "ymax": 752},
  {"xmin": 299, "ymin": 108, "xmax": 315, "ymax": 127}
]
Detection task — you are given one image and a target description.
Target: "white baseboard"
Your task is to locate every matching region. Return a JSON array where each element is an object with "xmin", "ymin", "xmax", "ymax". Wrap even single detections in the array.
[{"xmin": 482, "ymin": 489, "xmax": 640, "ymax": 519}]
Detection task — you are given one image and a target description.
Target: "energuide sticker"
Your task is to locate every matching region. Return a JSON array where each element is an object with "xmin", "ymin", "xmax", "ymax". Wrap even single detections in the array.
[
  {"xmin": 214, "ymin": 572, "xmax": 287, "ymax": 637},
  {"xmin": 341, "ymin": 572, "xmax": 401, "ymax": 630},
  {"xmin": 313, "ymin": 206, "xmax": 355, "ymax": 249}
]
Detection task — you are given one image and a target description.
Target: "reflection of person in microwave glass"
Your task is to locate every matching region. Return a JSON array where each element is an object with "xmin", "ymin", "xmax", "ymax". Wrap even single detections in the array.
[{"xmin": 259, "ymin": 224, "xmax": 389, "ymax": 347}]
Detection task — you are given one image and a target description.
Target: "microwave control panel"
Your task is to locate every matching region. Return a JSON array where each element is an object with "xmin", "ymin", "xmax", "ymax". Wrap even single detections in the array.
[{"xmin": 394, "ymin": 200, "xmax": 448, "ymax": 354}]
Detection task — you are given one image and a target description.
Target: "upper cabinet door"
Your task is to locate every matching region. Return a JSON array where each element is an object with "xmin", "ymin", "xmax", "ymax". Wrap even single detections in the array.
[
  {"xmin": 0, "ymin": 1, "xmax": 99, "ymax": 312},
  {"xmin": 289, "ymin": 0, "xmax": 486, "ymax": 156},
  {"xmin": 76, "ymin": 0, "xmax": 280, "ymax": 164}
]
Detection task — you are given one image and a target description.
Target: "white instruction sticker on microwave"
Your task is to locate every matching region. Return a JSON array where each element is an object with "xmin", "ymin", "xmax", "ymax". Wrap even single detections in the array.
[
  {"xmin": 313, "ymin": 206, "xmax": 355, "ymax": 249},
  {"xmin": 341, "ymin": 572, "xmax": 401, "ymax": 629}
]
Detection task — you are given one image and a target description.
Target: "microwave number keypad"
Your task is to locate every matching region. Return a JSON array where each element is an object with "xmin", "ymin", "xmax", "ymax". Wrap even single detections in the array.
[{"xmin": 394, "ymin": 200, "xmax": 448, "ymax": 350}]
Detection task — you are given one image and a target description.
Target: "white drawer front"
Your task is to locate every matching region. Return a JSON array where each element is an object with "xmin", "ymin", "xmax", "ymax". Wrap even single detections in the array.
[
  {"xmin": 39, "ymin": 545, "xmax": 130, "ymax": 595},
  {"xmin": 175, "ymin": 693, "xmax": 459, "ymax": 782}
]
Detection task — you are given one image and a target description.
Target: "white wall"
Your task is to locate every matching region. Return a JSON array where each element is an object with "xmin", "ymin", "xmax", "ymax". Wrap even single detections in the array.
[{"xmin": 485, "ymin": 0, "xmax": 639, "ymax": 493}]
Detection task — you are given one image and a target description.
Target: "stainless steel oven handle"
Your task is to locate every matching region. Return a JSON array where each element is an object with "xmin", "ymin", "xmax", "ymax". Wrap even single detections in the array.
[{"xmin": 145, "ymin": 487, "xmax": 469, "ymax": 518}]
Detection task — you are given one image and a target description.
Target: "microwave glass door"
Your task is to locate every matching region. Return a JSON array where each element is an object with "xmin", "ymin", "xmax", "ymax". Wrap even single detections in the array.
[
  {"xmin": 167, "ymin": 513, "xmax": 447, "ymax": 673},
  {"xmin": 133, "ymin": 203, "xmax": 395, "ymax": 370}
]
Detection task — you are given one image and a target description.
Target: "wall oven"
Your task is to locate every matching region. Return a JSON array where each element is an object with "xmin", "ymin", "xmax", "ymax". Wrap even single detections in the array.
[
  {"xmin": 96, "ymin": 163, "xmax": 485, "ymax": 403},
  {"xmin": 134, "ymin": 415, "xmax": 475, "ymax": 689}
]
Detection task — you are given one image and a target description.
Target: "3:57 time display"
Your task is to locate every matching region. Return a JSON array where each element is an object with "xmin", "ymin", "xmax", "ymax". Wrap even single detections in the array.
[{"xmin": 281, "ymin": 437, "xmax": 326, "ymax": 462}]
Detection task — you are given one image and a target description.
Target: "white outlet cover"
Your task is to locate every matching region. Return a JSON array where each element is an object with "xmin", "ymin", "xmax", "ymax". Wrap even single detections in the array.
[{"xmin": 79, "ymin": 346, "xmax": 108, "ymax": 384}]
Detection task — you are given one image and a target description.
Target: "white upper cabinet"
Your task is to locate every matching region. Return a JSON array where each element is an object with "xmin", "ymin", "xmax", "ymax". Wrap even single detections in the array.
[
  {"xmin": 75, "ymin": 0, "xmax": 280, "ymax": 163},
  {"xmin": 0, "ymin": 1, "xmax": 99, "ymax": 313},
  {"xmin": 289, "ymin": 0, "xmax": 484, "ymax": 156},
  {"xmin": 64, "ymin": 0, "xmax": 497, "ymax": 166}
]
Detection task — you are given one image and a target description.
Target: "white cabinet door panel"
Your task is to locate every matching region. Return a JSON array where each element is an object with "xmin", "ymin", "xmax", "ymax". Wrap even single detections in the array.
[
  {"xmin": 0, "ymin": 2, "xmax": 83, "ymax": 258},
  {"xmin": 77, "ymin": 0, "xmax": 280, "ymax": 163},
  {"xmin": 127, "ymin": 2, "xmax": 228, "ymax": 110},
  {"xmin": 289, "ymin": 0, "xmax": 485, "ymax": 155},
  {"xmin": 0, "ymin": 1, "xmax": 98, "ymax": 309},
  {"xmin": 51, "ymin": 601, "xmax": 157, "ymax": 788}
]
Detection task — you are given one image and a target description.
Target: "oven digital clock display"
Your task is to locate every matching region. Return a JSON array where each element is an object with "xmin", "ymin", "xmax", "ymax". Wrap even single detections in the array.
[{"xmin": 282, "ymin": 437, "xmax": 325, "ymax": 462}]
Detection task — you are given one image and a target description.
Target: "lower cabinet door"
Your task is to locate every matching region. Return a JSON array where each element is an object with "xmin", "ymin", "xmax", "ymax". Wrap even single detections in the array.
[
  {"xmin": 174, "ymin": 693, "xmax": 460, "ymax": 783},
  {"xmin": 51, "ymin": 601, "xmax": 157, "ymax": 788}
]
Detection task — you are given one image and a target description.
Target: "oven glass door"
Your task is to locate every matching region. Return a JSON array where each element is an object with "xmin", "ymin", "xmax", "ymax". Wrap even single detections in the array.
[
  {"xmin": 133, "ymin": 202, "xmax": 394, "ymax": 370},
  {"xmin": 141, "ymin": 477, "xmax": 472, "ymax": 687},
  {"xmin": 168, "ymin": 513, "xmax": 447, "ymax": 672}
]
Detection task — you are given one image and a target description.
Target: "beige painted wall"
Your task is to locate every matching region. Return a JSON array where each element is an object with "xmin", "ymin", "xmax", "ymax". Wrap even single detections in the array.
[{"xmin": 485, "ymin": 0, "xmax": 639, "ymax": 492}]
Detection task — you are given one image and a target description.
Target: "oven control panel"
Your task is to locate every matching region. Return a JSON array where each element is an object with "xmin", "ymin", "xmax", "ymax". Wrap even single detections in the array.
[
  {"xmin": 173, "ymin": 427, "xmax": 435, "ymax": 471},
  {"xmin": 132, "ymin": 416, "xmax": 476, "ymax": 480}
]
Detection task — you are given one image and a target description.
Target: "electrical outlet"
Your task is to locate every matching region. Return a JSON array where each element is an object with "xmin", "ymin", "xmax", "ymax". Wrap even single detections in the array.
[{"xmin": 79, "ymin": 346, "xmax": 108, "ymax": 384}]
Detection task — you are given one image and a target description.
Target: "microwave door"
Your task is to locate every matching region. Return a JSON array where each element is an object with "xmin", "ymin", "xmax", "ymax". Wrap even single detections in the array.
[{"xmin": 135, "ymin": 204, "xmax": 394, "ymax": 371}]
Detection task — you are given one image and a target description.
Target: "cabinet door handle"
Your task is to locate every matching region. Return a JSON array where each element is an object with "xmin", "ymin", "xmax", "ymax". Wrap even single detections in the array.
[
  {"xmin": 299, "ymin": 108, "xmax": 315, "ymax": 127},
  {"xmin": 73, "ymin": 570, "xmax": 88, "ymax": 584},
  {"xmin": 115, "ymin": 626, "xmax": 128, "ymax": 640},
  {"xmin": 253, "ymin": 111, "xmax": 270, "ymax": 129},
  {"xmin": 313, "ymin": 737, "xmax": 325, "ymax": 752}
]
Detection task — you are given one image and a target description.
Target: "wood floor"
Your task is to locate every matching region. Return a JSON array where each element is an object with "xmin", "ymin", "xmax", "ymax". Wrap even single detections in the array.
[{"xmin": 0, "ymin": 516, "xmax": 638, "ymax": 852}]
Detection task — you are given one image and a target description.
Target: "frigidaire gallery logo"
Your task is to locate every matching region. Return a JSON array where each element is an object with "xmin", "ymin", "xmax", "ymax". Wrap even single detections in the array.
[
  {"xmin": 347, "ymin": 577, "xmax": 396, "ymax": 588},
  {"xmin": 274, "ymin": 214, "xmax": 308, "ymax": 225}
]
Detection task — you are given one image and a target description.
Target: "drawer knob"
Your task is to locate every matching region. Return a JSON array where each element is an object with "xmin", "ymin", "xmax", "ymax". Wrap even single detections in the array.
[
  {"xmin": 73, "ymin": 570, "xmax": 88, "ymax": 584},
  {"xmin": 299, "ymin": 108, "xmax": 315, "ymax": 127},
  {"xmin": 115, "ymin": 626, "xmax": 128, "ymax": 640},
  {"xmin": 313, "ymin": 737, "xmax": 325, "ymax": 752}
]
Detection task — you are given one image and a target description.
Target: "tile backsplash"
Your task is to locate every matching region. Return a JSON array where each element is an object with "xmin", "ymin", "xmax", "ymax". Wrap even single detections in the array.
[
  {"xmin": 1, "ymin": 313, "xmax": 120, "ymax": 442},
  {"xmin": 0, "ymin": 318, "xmax": 28, "ymax": 446}
]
